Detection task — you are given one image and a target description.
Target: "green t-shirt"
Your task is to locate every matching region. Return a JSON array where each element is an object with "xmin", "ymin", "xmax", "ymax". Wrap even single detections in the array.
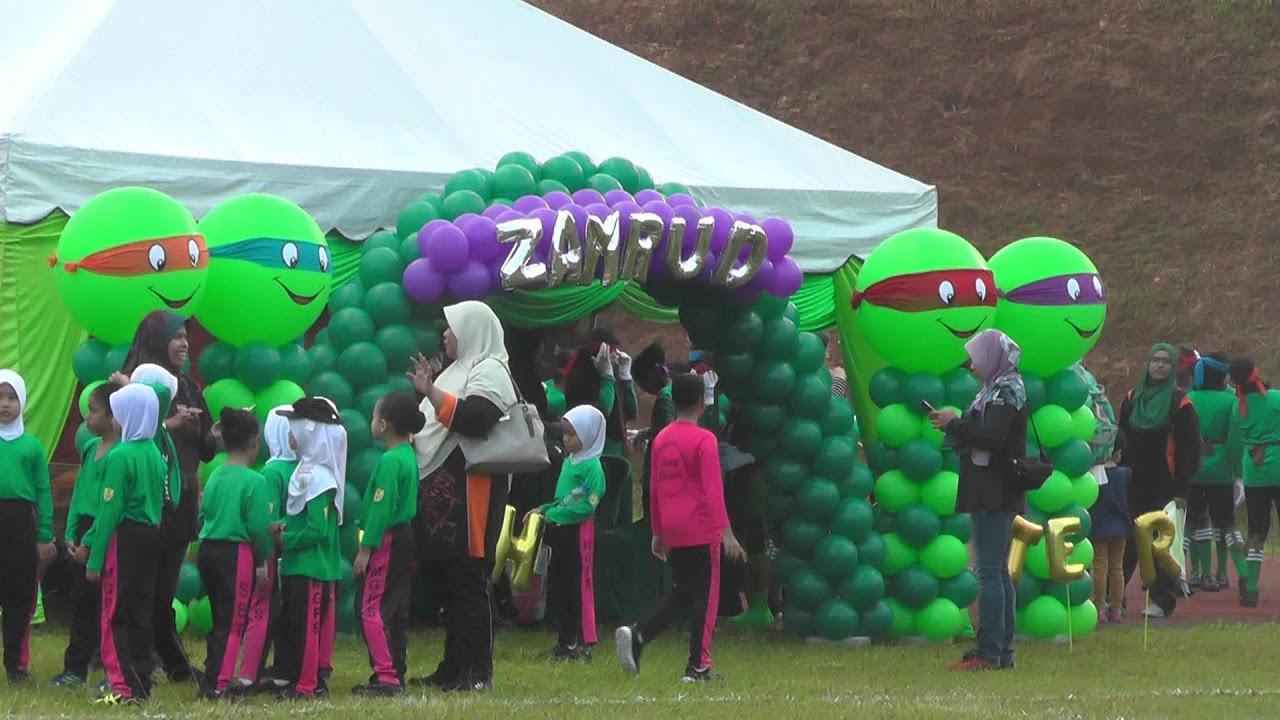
[
  {"xmin": 261, "ymin": 459, "xmax": 298, "ymax": 521},
  {"xmin": 86, "ymin": 439, "xmax": 166, "ymax": 572},
  {"xmin": 0, "ymin": 433, "xmax": 53, "ymax": 544},
  {"xmin": 540, "ymin": 456, "xmax": 605, "ymax": 525},
  {"xmin": 1233, "ymin": 390, "xmax": 1280, "ymax": 487},
  {"xmin": 280, "ymin": 488, "xmax": 341, "ymax": 581},
  {"xmin": 198, "ymin": 464, "xmax": 273, "ymax": 563},
  {"xmin": 67, "ymin": 437, "xmax": 113, "ymax": 544},
  {"xmin": 1188, "ymin": 388, "xmax": 1242, "ymax": 486},
  {"xmin": 358, "ymin": 444, "xmax": 418, "ymax": 548}
]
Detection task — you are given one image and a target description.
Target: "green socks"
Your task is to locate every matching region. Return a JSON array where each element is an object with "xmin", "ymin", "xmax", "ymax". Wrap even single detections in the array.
[
  {"xmin": 730, "ymin": 591, "xmax": 774, "ymax": 629},
  {"xmin": 1191, "ymin": 532, "xmax": 1213, "ymax": 578}
]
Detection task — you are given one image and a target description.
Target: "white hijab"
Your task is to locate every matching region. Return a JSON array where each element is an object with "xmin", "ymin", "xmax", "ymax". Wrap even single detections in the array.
[
  {"xmin": 286, "ymin": 401, "xmax": 347, "ymax": 520},
  {"xmin": 0, "ymin": 369, "xmax": 26, "ymax": 442},
  {"xmin": 130, "ymin": 363, "xmax": 178, "ymax": 413},
  {"xmin": 110, "ymin": 384, "xmax": 160, "ymax": 442},
  {"xmin": 414, "ymin": 301, "xmax": 518, "ymax": 476},
  {"xmin": 563, "ymin": 404, "xmax": 606, "ymax": 464},
  {"xmin": 265, "ymin": 405, "xmax": 297, "ymax": 462}
]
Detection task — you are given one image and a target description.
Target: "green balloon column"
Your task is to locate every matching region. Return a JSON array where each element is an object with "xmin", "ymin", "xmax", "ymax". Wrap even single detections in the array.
[
  {"xmin": 989, "ymin": 237, "xmax": 1107, "ymax": 640},
  {"xmin": 853, "ymin": 228, "xmax": 997, "ymax": 641}
]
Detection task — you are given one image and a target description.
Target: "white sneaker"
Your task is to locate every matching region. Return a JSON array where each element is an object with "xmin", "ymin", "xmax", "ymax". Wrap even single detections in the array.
[{"xmin": 1142, "ymin": 604, "xmax": 1166, "ymax": 618}]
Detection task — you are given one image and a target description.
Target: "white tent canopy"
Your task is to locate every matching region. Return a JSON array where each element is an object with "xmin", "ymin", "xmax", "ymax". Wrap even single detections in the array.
[{"xmin": 0, "ymin": 0, "xmax": 936, "ymax": 272}]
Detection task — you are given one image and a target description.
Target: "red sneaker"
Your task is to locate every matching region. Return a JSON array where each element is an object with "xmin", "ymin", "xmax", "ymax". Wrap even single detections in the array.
[{"xmin": 949, "ymin": 657, "xmax": 997, "ymax": 671}]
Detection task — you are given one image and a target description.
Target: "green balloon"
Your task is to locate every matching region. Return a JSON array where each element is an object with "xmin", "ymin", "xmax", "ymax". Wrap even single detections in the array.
[
  {"xmin": 855, "ymin": 532, "xmax": 887, "ymax": 569},
  {"xmin": 920, "ymin": 406, "xmax": 959, "ymax": 447},
  {"xmin": 812, "ymin": 535, "xmax": 860, "ymax": 583},
  {"xmin": 716, "ymin": 352, "xmax": 753, "ymax": 385},
  {"xmin": 1045, "ymin": 369, "xmax": 1089, "ymax": 412},
  {"xmin": 656, "ymin": 181, "xmax": 691, "ymax": 197},
  {"xmin": 587, "ymin": 174, "xmax": 622, "ymax": 193},
  {"xmin": 363, "ymin": 230, "xmax": 401, "ymax": 253},
  {"xmin": 341, "ymin": 481, "xmax": 363, "ymax": 527},
  {"xmin": 72, "ymin": 340, "xmax": 109, "ymax": 384},
  {"xmin": 564, "ymin": 151, "xmax": 597, "ymax": 177},
  {"xmin": 920, "ymin": 470, "xmax": 959, "ymax": 516},
  {"xmin": 782, "ymin": 608, "xmax": 815, "ymax": 637},
  {"xmin": 1046, "ymin": 572, "xmax": 1093, "ymax": 606},
  {"xmin": 328, "ymin": 308, "xmax": 376, "ymax": 351},
  {"xmin": 941, "ymin": 367, "xmax": 981, "ymax": 409},
  {"xmin": 896, "ymin": 504, "xmax": 942, "ymax": 548},
  {"xmin": 362, "ymin": 281, "xmax": 412, "ymax": 327},
  {"xmin": 328, "ymin": 280, "xmax": 365, "ymax": 312},
  {"xmin": 335, "ymin": 409, "xmax": 369, "ymax": 455},
  {"xmin": 1024, "ymin": 373, "xmax": 1048, "ymax": 411},
  {"xmin": 186, "ymin": 597, "xmax": 213, "ymax": 635},
  {"xmin": 204, "ymin": 378, "xmax": 255, "ymax": 418},
  {"xmin": 796, "ymin": 477, "xmax": 841, "ymax": 523},
  {"xmin": 782, "ymin": 302, "xmax": 801, "ymax": 326},
  {"xmin": 785, "ymin": 567, "xmax": 832, "ymax": 612},
  {"xmin": 740, "ymin": 402, "xmax": 784, "ymax": 434},
  {"xmin": 277, "ymin": 343, "xmax": 313, "ymax": 385},
  {"xmin": 535, "ymin": 179, "xmax": 569, "ymax": 195},
  {"xmin": 444, "ymin": 169, "xmax": 491, "ymax": 200},
  {"xmin": 78, "ymin": 381, "xmax": 105, "ymax": 419},
  {"xmin": 197, "ymin": 194, "xmax": 331, "ymax": 348},
  {"xmin": 1071, "ymin": 538, "xmax": 1094, "ymax": 567},
  {"xmin": 875, "ymin": 404, "xmax": 920, "ymax": 449},
  {"xmin": 497, "ymin": 151, "xmax": 541, "ymax": 176},
  {"xmin": 1031, "ymin": 405, "xmax": 1074, "ymax": 449},
  {"xmin": 598, "ymin": 157, "xmax": 641, "ymax": 193},
  {"xmin": 821, "ymin": 399, "xmax": 856, "ymax": 438},
  {"xmin": 414, "ymin": 193, "xmax": 444, "ymax": 211},
  {"xmin": 940, "ymin": 569, "xmax": 979, "ymax": 607},
  {"xmin": 233, "ymin": 342, "xmax": 282, "ymax": 391},
  {"xmin": 828, "ymin": 498, "xmax": 874, "ymax": 543},
  {"xmin": 193, "ymin": 341, "xmax": 232, "ymax": 385},
  {"xmin": 395, "ymin": 203, "xmax": 440, "ymax": 241},
  {"xmin": 792, "ymin": 373, "xmax": 832, "ymax": 420},
  {"xmin": 309, "ymin": 344, "xmax": 338, "ymax": 375},
  {"xmin": 347, "ymin": 447, "xmax": 383, "ymax": 495},
  {"xmin": 721, "ymin": 311, "xmax": 764, "ymax": 353},
  {"xmin": 874, "ymin": 510, "xmax": 896, "ymax": 535},
  {"xmin": 941, "ymin": 512, "xmax": 971, "ymax": 543},
  {"xmin": 386, "ymin": 375, "xmax": 415, "ymax": 399},
  {"xmin": 414, "ymin": 326, "xmax": 442, "ymax": 356},
  {"xmin": 815, "ymin": 598, "xmax": 861, "ymax": 641},
  {"xmin": 1025, "ymin": 538, "xmax": 1050, "ymax": 580},
  {"xmin": 56, "ymin": 187, "xmax": 206, "ymax": 345},
  {"xmin": 764, "ymin": 458, "xmax": 807, "ymax": 494},
  {"xmin": 1051, "ymin": 439, "xmax": 1093, "ymax": 479},
  {"xmin": 541, "ymin": 155, "xmax": 587, "ymax": 192},
  {"xmin": 874, "ymin": 470, "xmax": 920, "ymax": 513},
  {"xmin": 989, "ymin": 237, "xmax": 1107, "ymax": 376},
  {"xmin": 864, "ymin": 441, "xmax": 897, "ymax": 476},
  {"xmin": 1016, "ymin": 572, "xmax": 1042, "ymax": 608},
  {"xmin": 356, "ymin": 383, "xmax": 391, "ymax": 423},
  {"xmin": 859, "ymin": 600, "xmax": 895, "ymax": 638},
  {"xmin": 868, "ymin": 368, "xmax": 906, "ymax": 408},
  {"xmin": 359, "ymin": 247, "xmax": 406, "ymax": 289},
  {"xmin": 837, "ymin": 565, "xmax": 885, "ymax": 610},
  {"xmin": 399, "ymin": 234, "xmax": 421, "ymax": 263},
  {"xmin": 1028, "ymin": 470, "xmax": 1074, "ymax": 513},
  {"xmin": 1072, "ymin": 472, "xmax": 1100, "ymax": 508},
  {"xmin": 754, "ymin": 292, "xmax": 789, "ymax": 319},
  {"xmin": 441, "ymin": 190, "xmax": 487, "ymax": 221},
  {"xmin": 793, "ymin": 333, "xmax": 826, "ymax": 374},
  {"xmin": 781, "ymin": 519, "xmax": 826, "ymax": 557},
  {"xmin": 778, "ymin": 418, "xmax": 823, "ymax": 461},
  {"xmin": 916, "ymin": 598, "xmax": 965, "ymax": 641},
  {"xmin": 760, "ymin": 316, "xmax": 800, "ymax": 361},
  {"xmin": 902, "ymin": 372, "xmax": 945, "ymax": 410},
  {"xmin": 854, "ymin": 228, "xmax": 995, "ymax": 374},
  {"xmin": 175, "ymin": 561, "xmax": 204, "ymax": 603},
  {"xmin": 881, "ymin": 532, "xmax": 918, "ymax": 575},
  {"xmin": 1071, "ymin": 405, "xmax": 1098, "ymax": 443},
  {"xmin": 1069, "ymin": 599, "xmax": 1099, "ymax": 637},
  {"xmin": 172, "ymin": 599, "xmax": 188, "ymax": 633},
  {"xmin": 253, "ymin": 380, "xmax": 305, "ymax": 422},
  {"xmin": 489, "ymin": 197, "xmax": 514, "ymax": 207},
  {"xmin": 491, "ymin": 164, "xmax": 538, "ymax": 200},
  {"xmin": 374, "ymin": 325, "xmax": 419, "ymax": 374},
  {"xmin": 897, "ymin": 438, "xmax": 943, "ymax": 482},
  {"xmin": 339, "ymin": 522, "xmax": 360, "ymax": 559},
  {"xmin": 772, "ymin": 550, "xmax": 801, "ymax": 583},
  {"xmin": 942, "ymin": 449, "xmax": 960, "ymax": 474},
  {"xmin": 813, "ymin": 436, "xmax": 857, "ymax": 481},
  {"xmin": 338, "ymin": 342, "xmax": 387, "ymax": 392},
  {"xmin": 635, "ymin": 166, "xmax": 655, "ymax": 191},
  {"xmin": 749, "ymin": 361, "xmax": 795, "ymax": 404},
  {"xmin": 919, "ymin": 535, "xmax": 969, "ymax": 578},
  {"xmin": 309, "ymin": 371, "xmax": 354, "ymax": 410},
  {"xmin": 893, "ymin": 564, "xmax": 940, "ymax": 610},
  {"xmin": 1022, "ymin": 595, "xmax": 1069, "ymax": 639},
  {"xmin": 103, "ymin": 345, "xmax": 129, "ymax": 375},
  {"xmin": 838, "ymin": 464, "xmax": 875, "ymax": 502}
]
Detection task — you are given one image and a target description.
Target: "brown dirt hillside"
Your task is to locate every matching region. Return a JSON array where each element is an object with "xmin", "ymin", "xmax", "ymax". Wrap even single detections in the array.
[{"xmin": 533, "ymin": 0, "xmax": 1280, "ymax": 393}]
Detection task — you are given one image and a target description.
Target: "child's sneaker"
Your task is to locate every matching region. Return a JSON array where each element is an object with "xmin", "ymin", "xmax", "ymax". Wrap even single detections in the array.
[
  {"xmin": 549, "ymin": 643, "xmax": 584, "ymax": 661},
  {"xmin": 1096, "ymin": 606, "xmax": 1107, "ymax": 624},
  {"xmin": 1241, "ymin": 588, "xmax": 1260, "ymax": 608},
  {"xmin": 681, "ymin": 665, "xmax": 713, "ymax": 683},
  {"xmin": 1216, "ymin": 573, "xmax": 1230, "ymax": 590},
  {"xmin": 6, "ymin": 670, "xmax": 30, "ymax": 684},
  {"xmin": 1188, "ymin": 573, "xmax": 1203, "ymax": 590},
  {"xmin": 615, "ymin": 626, "xmax": 644, "ymax": 674},
  {"xmin": 46, "ymin": 671, "xmax": 84, "ymax": 688},
  {"xmin": 351, "ymin": 680, "xmax": 403, "ymax": 697},
  {"xmin": 1107, "ymin": 609, "xmax": 1123, "ymax": 623}
]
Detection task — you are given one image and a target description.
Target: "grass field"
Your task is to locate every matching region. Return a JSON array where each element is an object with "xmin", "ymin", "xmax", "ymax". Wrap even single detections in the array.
[{"xmin": 7, "ymin": 621, "xmax": 1280, "ymax": 719}]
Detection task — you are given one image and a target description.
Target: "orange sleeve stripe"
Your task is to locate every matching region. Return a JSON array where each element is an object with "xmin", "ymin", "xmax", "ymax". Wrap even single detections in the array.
[
  {"xmin": 435, "ymin": 392, "xmax": 457, "ymax": 427},
  {"xmin": 467, "ymin": 473, "xmax": 490, "ymax": 559}
]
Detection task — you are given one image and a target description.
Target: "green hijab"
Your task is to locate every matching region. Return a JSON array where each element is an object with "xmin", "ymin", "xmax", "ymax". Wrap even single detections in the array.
[{"xmin": 1130, "ymin": 343, "xmax": 1177, "ymax": 431}]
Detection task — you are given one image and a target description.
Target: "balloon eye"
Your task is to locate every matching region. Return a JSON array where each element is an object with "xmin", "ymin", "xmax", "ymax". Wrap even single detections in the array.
[
  {"xmin": 187, "ymin": 238, "xmax": 200, "ymax": 267},
  {"xmin": 318, "ymin": 246, "xmax": 330, "ymax": 273},
  {"xmin": 975, "ymin": 278, "xmax": 987, "ymax": 301},
  {"xmin": 148, "ymin": 244, "xmax": 166, "ymax": 272},
  {"xmin": 938, "ymin": 280, "xmax": 956, "ymax": 305},
  {"xmin": 1067, "ymin": 277, "xmax": 1082, "ymax": 302},
  {"xmin": 1093, "ymin": 276, "xmax": 1103, "ymax": 298},
  {"xmin": 282, "ymin": 242, "xmax": 300, "ymax": 269}
]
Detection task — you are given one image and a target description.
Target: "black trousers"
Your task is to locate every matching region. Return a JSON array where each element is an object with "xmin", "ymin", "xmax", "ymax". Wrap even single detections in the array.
[
  {"xmin": 1188, "ymin": 484, "xmax": 1236, "ymax": 531},
  {"xmin": 0, "ymin": 500, "xmax": 37, "ymax": 673},
  {"xmin": 152, "ymin": 518, "xmax": 193, "ymax": 678},
  {"xmin": 426, "ymin": 556, "xmax": 493, "ymax": 683},
  {"xmin": 276, "ymin": 576, "xmax": 332, "ymax": 696},
  {"xmin": 355, "ymin": 525, "xmax": 413, "ymax": 684},
  {"xmin": 101, "ymin": 522, "xmax": 160, "ymax": 699},
  {"xmin": 197, "ymin": 541, "xmax": 255, "ymax": 692},
  {"xmin": 636, "ymin": 544, "xmax": 721, "ymax": 671},
  {"xmin": 1122, "ymin": 497, "xmax": 1179, "ymax": 615},
  {"xmin": 547, "ymin": 523, "xmax": 585, "ymax": 647},
  {"xmin": 64, "ymin": 518, "xmax": 101, "ymax": 679}
]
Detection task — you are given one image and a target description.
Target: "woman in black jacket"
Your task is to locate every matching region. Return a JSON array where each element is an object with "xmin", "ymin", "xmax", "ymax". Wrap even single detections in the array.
[{"xmin": 929, "ymin": 329, "xmax": 1028, "ymax": 671}]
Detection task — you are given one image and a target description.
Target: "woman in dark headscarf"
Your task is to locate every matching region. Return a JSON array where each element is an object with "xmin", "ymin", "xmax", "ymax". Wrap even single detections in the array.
[{"xmin": 120, "ymin": 310, "xmax": 216, "ymax": 682}]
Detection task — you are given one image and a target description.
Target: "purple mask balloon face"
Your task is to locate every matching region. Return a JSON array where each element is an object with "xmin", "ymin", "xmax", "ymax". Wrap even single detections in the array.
[{"xmin": 999, "ymin": 273, "xmax": 1105, "ymax": 306}]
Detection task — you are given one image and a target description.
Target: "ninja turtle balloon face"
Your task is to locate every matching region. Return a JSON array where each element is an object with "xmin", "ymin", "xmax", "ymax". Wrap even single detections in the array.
[
  {"xmin": 196, "ymin": 194, "xmax": 332, "ymax": 348},
  {"xmin": 988, "ymin": 237, "xmax": 1106, "ymax": 376},
  {"xmin": 852, "ymin": 228, "xmax": 996, "ymax": 373},
  {"xmin": 54, "ymin": 187, "xmax": 207, "ymax": 346}
]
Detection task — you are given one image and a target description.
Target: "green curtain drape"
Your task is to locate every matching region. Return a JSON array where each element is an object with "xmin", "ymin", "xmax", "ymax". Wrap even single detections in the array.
[
  {"xmin": 325, "ymin": 230, "xmax": 365, "ymax": 290},
  {"xmin": 832, "ymin": 257, "xmax": 884, "ymax": 443},
  {"xmin": 0, "ymin": 212, "xmax": 84, "ymax": 458}
]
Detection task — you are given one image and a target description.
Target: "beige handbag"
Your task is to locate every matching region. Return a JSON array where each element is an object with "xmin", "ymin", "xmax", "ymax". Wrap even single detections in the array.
[{"xmin": 457, "ymin": 361, "xmax": 550, "ymax": 475}]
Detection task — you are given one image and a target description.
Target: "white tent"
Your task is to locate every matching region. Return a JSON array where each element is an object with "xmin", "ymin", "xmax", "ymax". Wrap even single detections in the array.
[{"xmin": 0, "ymin": 0, "xmax": 936, "ymax": 272}]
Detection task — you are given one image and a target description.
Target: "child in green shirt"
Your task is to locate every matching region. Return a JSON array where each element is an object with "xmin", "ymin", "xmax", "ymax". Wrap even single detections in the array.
[
  {"xmin": 271, "ymin": 398, "xmax": 346, "ymax": 700},
  {"xmin": 0, "ymin": 370, "xmax": 52, "ymax": 684},
  {"xmin": 197, "ymin": 408, "xmax": 272, "ymax": 700},
  {"xmin": 352, "ymin": 392, "xmax": 425, "ymax": 696},
  {"xmin": 531, "ymin": 404, "xmax": 607, "ymax": 661}
]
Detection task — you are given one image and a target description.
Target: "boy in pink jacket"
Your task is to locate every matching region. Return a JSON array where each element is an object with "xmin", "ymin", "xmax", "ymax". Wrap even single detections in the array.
[{"xmin": 615, "ymin": 373, "xmax": 745, "ymax": 682}]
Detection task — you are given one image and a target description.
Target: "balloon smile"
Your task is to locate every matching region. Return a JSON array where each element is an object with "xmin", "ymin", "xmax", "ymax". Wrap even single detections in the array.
[
  {"xmin": 1066, "ymin": 319, "xmax": 1099, "ymax": 339},
  {"xmin": 938, "ymin": 319, "xmax": 982, "ymax": 339},
  {"xmin": 275, "ymin": 277, "xmax": 321, "ymax": 306},
  {"xmin": 149, "ymin": 285, "xmax": 199, "ymax": 309}
]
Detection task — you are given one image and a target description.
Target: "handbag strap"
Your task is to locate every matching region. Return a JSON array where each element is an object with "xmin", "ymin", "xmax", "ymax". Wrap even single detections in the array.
[
  {"xmin": 472, "ymin": 357, "xmax": 526, "ymax": 411},
  {"xmin": 1027, "ymin": 409, "xmax": 1049, "ymax": 460}
]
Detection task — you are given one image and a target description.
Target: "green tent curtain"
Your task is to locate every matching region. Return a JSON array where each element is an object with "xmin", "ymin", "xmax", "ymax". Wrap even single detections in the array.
[
  {"xmin": 832, "ymin": 257, "xmax": 885, "ymax": 443},
  {"xmin": 0, "ymin": 212, "xmax": 84, "ymax": 459}
]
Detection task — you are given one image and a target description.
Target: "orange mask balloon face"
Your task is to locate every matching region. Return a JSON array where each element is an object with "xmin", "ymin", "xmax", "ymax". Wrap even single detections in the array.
[{"xmin": 60, "ymin": 234, "xmax": 208, "ymax": 277}]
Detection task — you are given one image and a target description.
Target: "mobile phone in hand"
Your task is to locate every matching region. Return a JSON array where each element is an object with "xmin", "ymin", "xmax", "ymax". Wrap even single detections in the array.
[{"xmin": 919, "ymin": 400, "xmax": 937, "ymax": 413}]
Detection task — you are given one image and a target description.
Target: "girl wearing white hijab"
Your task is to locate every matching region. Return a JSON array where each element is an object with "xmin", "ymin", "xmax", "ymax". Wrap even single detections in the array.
[
  {"xmin": 272, "ymin": 398, "xmax": 345, "ymax": 700},
  {"xmin": 533, "ymin": 404, "xmax": 607, "ymax": 660},
  {"xmin": 86, "ymin": 383, "xmax": 168, "ymax": 702},
  {"xmin": 0, "ymin": 369, "xmax": 53, "ymax": 682},
  {"xmin": 407, "ymin": 300, "xmax": 515, "ymax": 691},
  {"xmin": 234, "ymin": 405, "xmax": 299, "ymax": 689}
]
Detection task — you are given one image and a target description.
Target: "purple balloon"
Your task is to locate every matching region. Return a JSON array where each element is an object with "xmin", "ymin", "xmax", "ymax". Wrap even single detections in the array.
[
  {"xmin": 759, "ymin": 217, "xmax": 795, "ymax": 261},
  {"xmin": 634, "ymin": 189, "xmax": 664, "ymax": 205},
  {"xmin": 454, "ymin": 212, "xmax": 481, "ymax": 227},
  {"xmin": 707, "ymin": 208, "xmax": 735, "ymax": 254},
  {"xmin": 667, "ymin": 193, "xmax": 697, "ymax": 208},
  {"xmin": 768, "ymin": 258, "xmax": 803, "ymax": 297},
  {"xmin": 544, "ymin": 191, "xmax": 573, "ymax": 210},
  {"xmin": 571, "ymin": 189, "xmax": 605, "ymax": 207},
  {"xmin": 527, "ymin": 207, "xmax": 558, "ymax": 254},
  {"xmin": 488, "ymin": 260, "xmax": 504, "ymax": 292},
  {"xmin": 403, "ymin": 257, "xmax": 446, "ymax": 303},
  {"xmin": 730, "ymin": 285, "xmax": 760, "ymax": 303},
  {"xmin": 423, "ymin": 224, "xmax": 470, "ymax": 272},
  {"xmin": 448, "ymin": 260, "xmax": 492, "ymax": 300},
  {"xmin": 745, "ymin": 258, "xmax": 775, "ymax": 292},
  {"xmin": 495, "ymin": 209, "xmax": 526, "ymax": 225},
  {"xmin": 512, "ymin": 195, "xmax": 549, "ymax": 214},
  {"xmin": 481, "ymin": 204, "xmax": 508, "ymax": 220},
  {"xmin": 416, "ymin": 219, "xmax": 450, "ymax": 255},
  {"xmin": 733, "ymin": 211, "xmax": 757, "ymax": 225},
  {"xmin": 563, "ymin": 204, "xmax": 590, "ymax": 236},
  {"xmin": 583, "ymin": 202, "xmax": 612, "ymax": 220},
  {"xmin": 697, "ymin": 252, "xmax": 721, "ymax": 283},
  {"xmin": 604, "ymin": 189, "xmax": 634, "ymax": 207},
  {"xmin": 640, "ymin": 200, "xmax": 675, "ymax": 254},
  {"xmin": 464, "ymin": 216, "xmax": 502, "ymax": 263}
]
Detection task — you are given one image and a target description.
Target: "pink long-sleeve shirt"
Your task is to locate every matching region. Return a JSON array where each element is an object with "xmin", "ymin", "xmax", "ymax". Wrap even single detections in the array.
[{"xmin": 649, "ymin": 420, "xmax": 729, "ymax": 548}]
